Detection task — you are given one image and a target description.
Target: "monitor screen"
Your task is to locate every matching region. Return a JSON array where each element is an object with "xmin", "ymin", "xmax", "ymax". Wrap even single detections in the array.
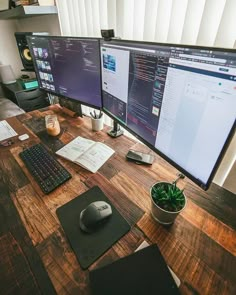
[
  {"xmin": 27, "ymin": 36, "xmax": 102, "ymax": 108},
  {"xmin": 100, "ymin": 40, "xmax": 236, "ymax": 190}
]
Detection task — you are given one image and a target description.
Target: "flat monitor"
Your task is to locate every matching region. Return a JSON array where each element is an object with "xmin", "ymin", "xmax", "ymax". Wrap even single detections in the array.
[
  {"xmin": 100, "ymin": 39, "xmax": 236, "ymax": 190},
  {"xmin": 27, "ymin": 36, "xmax": 102, "ymax": 109}
]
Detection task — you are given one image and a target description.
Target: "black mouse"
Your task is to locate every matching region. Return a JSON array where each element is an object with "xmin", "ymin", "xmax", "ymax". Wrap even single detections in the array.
[{"xmin": 79, "ymin": 201, "xmax": 112, "ymax": 233}]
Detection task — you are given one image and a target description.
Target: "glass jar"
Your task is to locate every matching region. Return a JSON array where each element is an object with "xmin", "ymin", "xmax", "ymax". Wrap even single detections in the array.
[{"xmin": 45, "ymin": 114, "xmax": 60, "ymax": 136}]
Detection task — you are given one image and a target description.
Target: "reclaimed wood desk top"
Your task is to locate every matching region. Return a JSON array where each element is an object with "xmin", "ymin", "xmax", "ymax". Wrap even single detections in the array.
[{"xmin": 0, "ymin": 105, "xmax": 235, "ymax": 295}]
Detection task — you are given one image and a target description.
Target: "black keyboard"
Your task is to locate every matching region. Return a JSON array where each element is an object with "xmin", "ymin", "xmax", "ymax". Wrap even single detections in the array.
[{"xmin": 20, "ymin": 143, "xmax": 72, "ymax": 194}]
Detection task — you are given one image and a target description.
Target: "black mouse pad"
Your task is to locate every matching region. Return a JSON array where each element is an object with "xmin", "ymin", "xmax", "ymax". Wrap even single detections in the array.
[{"xmin": 56, "ymin": 186, "xmax": 131, "ymax": 269}]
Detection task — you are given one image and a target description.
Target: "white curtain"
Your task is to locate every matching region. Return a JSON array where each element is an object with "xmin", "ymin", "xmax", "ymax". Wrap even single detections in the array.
[
  {"xmin": 56, "ymin": 0, "xmax": 236, "ymax": 47},
  {"xmin": 55, "ymin": 0, "xmax": 236, "ymax": 187}
]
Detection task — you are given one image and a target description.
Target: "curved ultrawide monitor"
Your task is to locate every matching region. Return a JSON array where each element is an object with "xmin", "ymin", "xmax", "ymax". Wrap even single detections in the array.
[
  {"xmin": 100, "ymin": 39, "xmax": 236, "ymax": 190},
  {"xmin": 27, "ymin": 36, "xmax": 102, "ymax": 108}
]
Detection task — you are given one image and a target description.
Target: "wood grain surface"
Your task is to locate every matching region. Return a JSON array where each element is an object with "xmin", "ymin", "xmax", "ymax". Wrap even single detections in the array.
[
  {"xmin": 0, "ymin": 154, "xmax": 56, "ymax": 295},
  {"xmin": 0, "ymin": 104, "xmax": 235, "ymax": 295}
]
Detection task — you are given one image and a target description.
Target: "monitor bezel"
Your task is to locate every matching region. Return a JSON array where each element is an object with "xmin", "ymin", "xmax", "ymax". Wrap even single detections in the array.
[
  {"xmin": 27, "ymin": 35, "xmax": 103, "ymax": 110},
  {"xmin": 100, "ymin": 38, "xmax": 236, "ymax": 190}
]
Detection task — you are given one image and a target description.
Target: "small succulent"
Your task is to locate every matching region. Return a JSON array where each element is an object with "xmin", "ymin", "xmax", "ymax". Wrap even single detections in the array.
[{"xmin": 151, "ymin": 181, "xmax": 185, "ymax": 212}]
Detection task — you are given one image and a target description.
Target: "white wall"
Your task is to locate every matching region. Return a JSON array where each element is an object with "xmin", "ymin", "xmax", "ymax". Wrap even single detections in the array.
[
  {"xmin": 0, "ymin": 20, "xmax": 23, "ymax": 78},
  {"xmin": 15, "ymin": 14, "xmax": 60, "ymax": 35},
  {"xmin": 214, "ymin": 132, "xmax": 236, "ymax": 188},
  {"xmin": 0, "ymin": 15, "xmax": 61, "ymax": 80},
  {"xmin": 15, "ymin": 15, "xmax": 61, "ymax": 73}
]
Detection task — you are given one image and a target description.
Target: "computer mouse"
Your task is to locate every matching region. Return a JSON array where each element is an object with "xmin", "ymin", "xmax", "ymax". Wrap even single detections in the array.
[{"xmin": 79, "ymin": 201, "xmax": 112, "ymax": 233}]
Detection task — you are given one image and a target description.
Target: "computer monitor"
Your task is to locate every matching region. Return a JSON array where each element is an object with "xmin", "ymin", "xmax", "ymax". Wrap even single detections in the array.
[
  {"xmin": 100, "ymin": 39, "xmax": 236, "ymax": 190},
  {"xmin": 27, "ymin": 36, "xmax": 102, "ymax": 109}
]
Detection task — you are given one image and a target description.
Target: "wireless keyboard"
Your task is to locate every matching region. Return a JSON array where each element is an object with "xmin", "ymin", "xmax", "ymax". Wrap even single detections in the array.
[{"xmin": 20, "ymin": 143, "xmax": 72, "ymax": 194}]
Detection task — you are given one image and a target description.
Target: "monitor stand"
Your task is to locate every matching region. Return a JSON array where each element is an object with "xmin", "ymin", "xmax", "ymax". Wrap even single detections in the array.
[
  {"xmin": 59, "ymin": 97, "xmax": 83, "ymax": 117},
  {"xmin": 107, "ymin": 121, "xmax": 124, "ymax": 138}
]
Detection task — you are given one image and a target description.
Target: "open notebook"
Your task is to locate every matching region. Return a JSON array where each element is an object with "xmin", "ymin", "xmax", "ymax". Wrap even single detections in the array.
[{"xmin": 56, "ymin": 136, "xmax": 114, "ymax": 173}]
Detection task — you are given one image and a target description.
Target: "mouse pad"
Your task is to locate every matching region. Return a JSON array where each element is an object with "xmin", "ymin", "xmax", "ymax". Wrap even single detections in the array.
[{"xmin": 56, "ymin": 186, "xmax": 131, "ymax": 269}]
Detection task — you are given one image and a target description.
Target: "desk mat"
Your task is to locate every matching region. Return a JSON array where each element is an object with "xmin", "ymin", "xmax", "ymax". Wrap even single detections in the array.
[{"xmin": 56, "ymin": 186, "xmax": 131, "ymax": 269}]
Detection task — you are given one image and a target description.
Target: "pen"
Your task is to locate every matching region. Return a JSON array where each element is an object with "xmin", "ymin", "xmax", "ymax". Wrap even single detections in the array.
[
  {"xmin": 90, "ymin": 110, "xmax": 103, "ymax": 119},
  {"xmin": 99, "ymin": 110, "xmax": 103, "ymax": 118}
]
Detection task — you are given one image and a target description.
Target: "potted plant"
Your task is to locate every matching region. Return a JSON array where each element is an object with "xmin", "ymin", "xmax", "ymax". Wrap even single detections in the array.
[{"xmin": 150, "ymin": 174, "xmax": 186, "ymax": 225}]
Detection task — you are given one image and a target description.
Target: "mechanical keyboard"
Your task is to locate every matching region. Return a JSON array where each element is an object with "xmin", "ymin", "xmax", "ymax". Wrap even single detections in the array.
[{"xmin": 20, "ymin": 143, "xmax": 72, "ymax": 194}]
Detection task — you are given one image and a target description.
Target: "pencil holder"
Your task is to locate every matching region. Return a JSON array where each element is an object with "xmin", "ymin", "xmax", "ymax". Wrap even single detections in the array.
[{"xmin": 91, "ymin": 117, "xmax": 103, "ymax": 131}]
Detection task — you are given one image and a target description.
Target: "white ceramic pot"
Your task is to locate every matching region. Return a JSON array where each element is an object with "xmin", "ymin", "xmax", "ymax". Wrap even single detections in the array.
[
  {"xmin": 150, "ymin": 182, "xmax": 186, "ymax": 225},
  {"xmin": 91, "ymin": 117, "xmax": 103, "ymax": 131}
]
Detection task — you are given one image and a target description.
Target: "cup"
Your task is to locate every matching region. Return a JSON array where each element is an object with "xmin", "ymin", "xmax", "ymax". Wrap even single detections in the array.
[
  {"xmin": 91, "ymin": 117, "xmax": 103, "ymax": 131},
  {"xmin": 45, "ymin": 115, "xmax": 60, "ymax": 136}
]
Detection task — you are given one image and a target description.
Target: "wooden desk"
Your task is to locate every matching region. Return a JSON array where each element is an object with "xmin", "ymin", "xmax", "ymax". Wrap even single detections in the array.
[{"xmin": 0, "ymin": 105, "xmax": 235, "ymax": 295}]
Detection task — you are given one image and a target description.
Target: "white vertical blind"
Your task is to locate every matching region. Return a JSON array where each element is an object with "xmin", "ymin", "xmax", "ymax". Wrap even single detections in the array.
[
  {"xmin": 115, "ymin": 0, "xmax": 124, "ymax": 38},
  {"xmin": 196, "ymin": 0, "xmax": 226, "ymax": 46},
  {"xmin": 122, "ymin": 0, "xmax": 134, "ymax": 40},
  {"xmin": 166, "ymin": 0, "xmax": 188, "ymax": 44},
  {"xmin": 56, "ymin": 0, "xmax": 236, "ymax": 47},
  {"xmin": 99, "ymin": 0, "xmax": 108, "ymax": 30},
  {"xmin": 91, "ymin": 0, "xmax": 101, "ymax": 36},
  {"xmin": 56, "ymin": 0, "xmax": 70, "ymax": 35},
  {"xmin": 143, "ymin": 0, "xmax": 159, "ymax": 41},
  {"xmin": 154, "ymin": 0, "xmax": 172, "ymax": 42},
  {"xmin": 77, "ymin": 0, "xmax": 87, "ymax": 36},
  {"xmin": 65, "ymin": 0, "xmax": 75, "ymax": 35},
  {"xmin": 214, "ymin": 0, "xmax": 236, "ymax": 48},
  {"xmin": 71, "ymin": 0, "xmax": 81, "ymax": 35},
  {"xmin": 84, "ymin": 0, "xmax": 93, "ymax": 36},
  {"xmin": 181, "ymin": 0, "xmax": 206, "ymax": 45},
  {"xmin": 107, "ymin": 0, "xmax": 116, "ymax": 31},
  {"xmin": 133, "ymin": 0, "xmax": 146, "ymax": 40}
]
